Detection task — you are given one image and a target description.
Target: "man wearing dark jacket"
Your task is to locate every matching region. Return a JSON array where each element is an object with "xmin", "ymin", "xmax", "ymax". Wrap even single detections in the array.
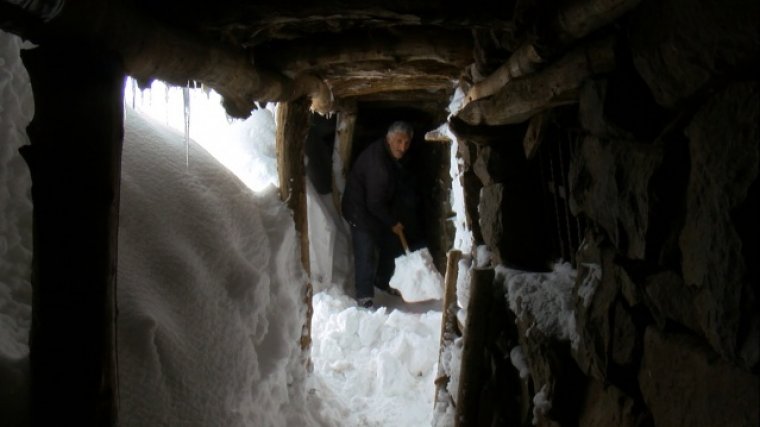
[{"xmin": 342, "ymin": 121, "xmax": 414, "ymax": 308}]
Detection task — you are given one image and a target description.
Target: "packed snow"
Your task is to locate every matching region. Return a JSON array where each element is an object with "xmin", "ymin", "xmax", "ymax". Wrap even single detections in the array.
[
  {"xmin": 390, "ymin": 248, "xmax": 444, "ymax": 302},
  {"xmin": 497, "ymin": 262, "xmax": 580, "ymax": 348}
]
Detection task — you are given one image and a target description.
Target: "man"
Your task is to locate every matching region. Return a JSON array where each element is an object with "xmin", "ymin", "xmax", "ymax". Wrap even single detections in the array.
[{"xmin": 342, "ymin": 121, "xmax": 414, "ymax": 308}]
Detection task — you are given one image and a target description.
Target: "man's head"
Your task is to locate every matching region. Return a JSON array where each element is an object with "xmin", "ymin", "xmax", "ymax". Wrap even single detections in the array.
[{"xmin": 385, "ymin": 121, "xmax": 413, "ymax": 160}]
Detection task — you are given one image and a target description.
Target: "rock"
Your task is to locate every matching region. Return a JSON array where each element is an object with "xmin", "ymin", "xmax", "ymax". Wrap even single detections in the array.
[
  {"xmin": 642, "ymin": 270, "xmax": 701, "ymax": 334},
  {"xmin": 568, "ymin": 136, "xmax": 663, "ymax": 260},
  {"xmin": 680, "ymin": 82, "xmax": 759, "ymax": 360},
  {"xmin": 610, "ymin": 300, "xmax": 637, "ymax": 368},
  {"xmin": 478, "ymin": 183, "xmax": 503, "ymax": 261},
  {"xmin": 578, "ymin": 380, "xmax": 647, "ymax": 427},
  {"xmin": 572, "ymin": 235, "xmax": 620, "ymax": 382},
  {"xmin": 639, "ymin": 327, "xmax": 759, "ymax": 427},
  {"xmin": 629, "ymin": 0, "xmax": 760, "ymax": 108}
]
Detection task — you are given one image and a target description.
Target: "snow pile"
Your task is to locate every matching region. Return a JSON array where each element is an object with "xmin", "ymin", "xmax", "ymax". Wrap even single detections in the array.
[
  {"xmin": 0, "ymin": 30, "xmax": 33, "ymax": 360},
  {"xmin": 125, "ymin": 78, "xmax": 279, "ymax": 192},
  {"xmin": 497, "ymin": 262, "xmax": 580, "ymax": 348},
  {"xmin": 509, "ymin": 346, "xmax": 530, "ymax": 379},
  {"xmin": 390, "ymin": 248, "xmax": 444, "ymax": 302},
  {"xmin": 118, "ymin": 109, "xmax": 331, "ymax": 427},
  {"xmin": 311, "ymin": 287, "xmax": 442, "ymax": 427},
  {"xmin": 0, "ymin": 29, "xmax": 33, "ymax": 426},
  {"xmin": 532, "ymin": 384, "xmax": 552, "ymax": 425}
]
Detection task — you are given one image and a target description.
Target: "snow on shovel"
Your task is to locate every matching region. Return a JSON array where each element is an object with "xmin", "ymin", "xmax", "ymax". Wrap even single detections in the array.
[{"xmin": 389, "ymin": 230, "xmax": 444, "ymax": 302}]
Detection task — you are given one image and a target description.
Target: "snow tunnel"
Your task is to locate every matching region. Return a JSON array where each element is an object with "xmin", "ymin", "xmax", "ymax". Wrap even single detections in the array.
[{"xmin": 1, "ymin": 1, "xmax": 759, "ymax": 426}]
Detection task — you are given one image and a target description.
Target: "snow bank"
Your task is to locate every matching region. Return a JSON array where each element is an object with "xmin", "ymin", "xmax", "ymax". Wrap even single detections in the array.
[
  {"xmin": 0, "ymin": 29, "xmax": 33, "ymax": 427},
  {"xmin": 311, "ymin": 287, "xmax": 442, "ymax": 427},
  {"xmin": 390, "ymin": 248, "xmax": 444, "ymax": 302},
  {"xmin": 118, "ymin": 109, "xmax": 332, "ymax": 426},
  {"xmin": 532, "ymin": 384, "xmax": 552, "ymax": 425},
  {"xmin": 509, "ymin": 345, "xmax": 530, "ymax": 379},
  {"xmin": 0, "ymin": 29, "xmax": 33, "ymax": 361},
  {"xmin": 497, "ymin": 262, "xmax": 580, "ymax": 348}
]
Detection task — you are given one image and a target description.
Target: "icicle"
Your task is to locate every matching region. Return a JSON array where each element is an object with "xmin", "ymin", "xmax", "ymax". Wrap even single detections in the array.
[{"xmin": 183, "ymin": 83, "xmax": 191, "ymax": 168}]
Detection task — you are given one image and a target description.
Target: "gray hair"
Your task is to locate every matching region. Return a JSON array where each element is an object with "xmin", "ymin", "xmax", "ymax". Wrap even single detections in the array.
[{"xmin": 386, "ymin": 121, "xmax": 414, "ymax": 138}]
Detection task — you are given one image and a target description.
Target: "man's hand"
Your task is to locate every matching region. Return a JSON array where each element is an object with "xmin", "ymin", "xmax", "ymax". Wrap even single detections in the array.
[{"xmin": 391, "ymin": 222, "xmax": 404, "ymax": 236}]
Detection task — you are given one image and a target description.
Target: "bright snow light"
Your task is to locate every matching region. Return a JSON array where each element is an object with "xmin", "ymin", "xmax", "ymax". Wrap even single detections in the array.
[{"xmin": 124, "ymin": 78, "xmax": 279, "ymax": 192}]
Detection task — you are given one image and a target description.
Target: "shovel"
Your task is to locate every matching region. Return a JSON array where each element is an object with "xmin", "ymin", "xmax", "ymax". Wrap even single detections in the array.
[
  {"xmin": 389, "ymin": 230, "xmax": 444, "ymax": 302},
  {"xmin": 397, "ymin": 229, "xmax": 411, "ymax": 255}
]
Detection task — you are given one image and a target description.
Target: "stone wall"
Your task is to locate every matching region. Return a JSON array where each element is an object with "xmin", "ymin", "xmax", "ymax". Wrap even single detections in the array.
[{"xmin": 458, "ymin": 0, "xmax": 759, "ymax": 424}]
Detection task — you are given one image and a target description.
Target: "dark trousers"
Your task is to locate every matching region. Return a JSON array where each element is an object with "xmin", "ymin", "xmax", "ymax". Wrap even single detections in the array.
[{"xmin": 350, "ymin": 226, "xmax": 399, "ymax": 299}]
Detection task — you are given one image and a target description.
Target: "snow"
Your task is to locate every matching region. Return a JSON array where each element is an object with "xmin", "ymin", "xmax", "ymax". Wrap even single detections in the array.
[
  {"xmin": 123, "ymin": 79, "xmax": 447, "ymax": 426},
  {"xmin": 390, "ymin": 248, "xmax": 444, "ymax": 302},
  {"xmin": 310, "ymin": 288, "xmax": 442, "ymax": 426},
  {"xmin": 124, "ymin": 78, "xmax": 279, "ymax": 192},
  {"xmin": 0, "ymin": 29, "xmax": 33, "ymax": 426},
  {"xmin": 118, "ymin": 109, "xmax": 330, "ymax": 426},
  {"xmin": 509, "ymin": 345, "xmax": 530, "ymax": 379},
  {"xmin": 497, "ymin": 262, "xmax": 580, "ymax": 348},
  {"xmin": 532, "ymin": 384, "xmax": 552, "ymax": 425}
]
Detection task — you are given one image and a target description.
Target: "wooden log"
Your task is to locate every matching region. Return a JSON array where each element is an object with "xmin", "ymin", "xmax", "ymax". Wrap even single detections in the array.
[
  {"xmin": 433, "ymin": 250, "xmax": 463, "ymax": 405},
  {"xmin": 1, "ymin": 0, "xmax": 331, "ymax": 118},
  {"xmin": 275, "ymin": 99, "xmax": 314, "ymax": 352},
  {"xmin": 455, "ymin": 267, "xmax": 495, "ymax": 427},
  {"xmin": 20, "ymin": 41, "xmax": 122, "ymax": 427},
  {"xmin": 457, "ymin": 37, "xmax": 617, "ymax": 126},
  {"xmin": 331, "ymin": 102, "xmax": 357, "ymax": 213},
  {"xmin": 255, "ymin": 28, "xmax": 474, "ymax": 77},
  {"xmin": 464, "ymin": 0, "xmax": 639, "ymax": 104}
]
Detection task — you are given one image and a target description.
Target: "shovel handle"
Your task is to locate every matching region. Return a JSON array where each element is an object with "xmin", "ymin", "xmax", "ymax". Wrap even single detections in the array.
[{"xmin": 397, "ymin": 230, "xmax": 411, "ymax": 255}]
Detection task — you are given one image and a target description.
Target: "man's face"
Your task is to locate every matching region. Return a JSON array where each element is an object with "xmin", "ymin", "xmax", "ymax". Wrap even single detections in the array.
[{"xmin": 387, "ymin": 131, "xmax": 412, "ymax": 160}]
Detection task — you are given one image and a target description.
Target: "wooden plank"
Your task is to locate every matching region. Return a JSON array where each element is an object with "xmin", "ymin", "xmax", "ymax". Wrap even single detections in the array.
[
  {"xmin": 275, "ymin": 99, "xmax": 314, "ymax": 351},
  {"xmin": 455, "ymin": 268, "xmax": 495, "ymax": 427},
  {"xmin": 20, "ymin": 43, "xmax": 123, "ymax": 427},
  {"xmin": 434, "ymin": 250, "xmax": 463, "ymax": 405},
  {"xmin": 331, "ymin": 102, "xmax": 357, "ymax": 213}
]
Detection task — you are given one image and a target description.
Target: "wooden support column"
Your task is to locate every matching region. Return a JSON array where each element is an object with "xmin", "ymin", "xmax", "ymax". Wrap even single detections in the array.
[
  {"xmin": 275, "ymin": 99, "xmax": 313, "ymax": 352},
  {"xmin": 455, "ymin": 267, "xmax": 495, "ymax": 427},
  {"xmin": 20, "ymin": 42, "xmax": 123, "ymax": 426},
  {"xmin": 434, "ymin": 250, "xmax": 463, "ymax": 403},
  {"xmin": 331, "ymin": 102, "xmax": 357, "ymax": 213}
]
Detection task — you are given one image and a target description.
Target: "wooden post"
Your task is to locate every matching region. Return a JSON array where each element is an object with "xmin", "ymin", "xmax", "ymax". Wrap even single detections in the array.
[
  {"xmin": 20, "ymin": 42, "xmax": 123, "ymax": 426},
  {"xmin": 331, "ymin": 102, "xmax": 357, "ymax": 213},
  {"xmin": 434, "ymin": 250, "xmax": 463, "ymax": 404},
  {"xmin": 455, "ymin": 268, "xmax": 495, "ymax": 427},
  {"xmin": 275, "ymin": 99, "xmax": 314, "ymax": 352}
]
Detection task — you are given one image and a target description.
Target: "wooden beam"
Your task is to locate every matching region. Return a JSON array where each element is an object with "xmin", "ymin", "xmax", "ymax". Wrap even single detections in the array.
[
  {"xmin": 464, "ymin": 0, "xmax": 639, "ymax": 104},
  {"xmin": 331, "ymin": 102, "xmax": 357, "ymax": 213},
  {"xmin": 434, "ymin": 250, "xmax": 463, "ymax": 405},
  {"xmin": 457, "ymin": 37, "xmax": 616, "ymax": 126},
  {"xmin": 275, "ymin": 99, "xmax": 314, "ymax": 352},
  {"xmin": 20, "ymin": 41, "xmax": 122, "ymax": 427},
  {"xmin": 2, "ymin": 0, "xmax": 331, "ymax": 118},
  {"xmin": 455, "ymin": 268, "xmax": 495, "ymax": 427},
  {"xmin": 255, "ymin": 28, "xmax": 474, "ymax": 76}
]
